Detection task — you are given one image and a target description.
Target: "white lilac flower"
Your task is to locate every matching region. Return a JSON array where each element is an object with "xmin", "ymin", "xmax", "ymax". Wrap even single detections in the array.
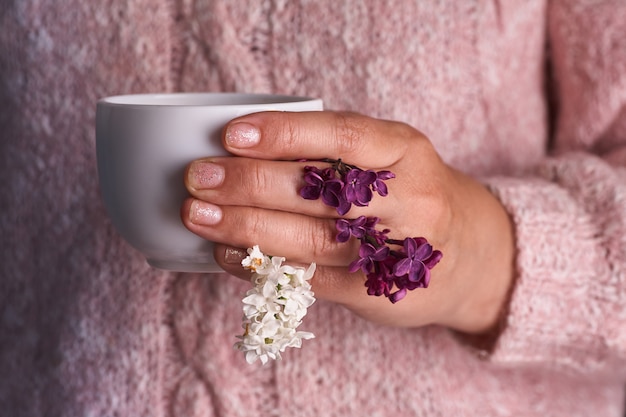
[
  {"xmin": 241, "ymin": 245, "xmax": 270, "ymax": 273},
  {"xmin": 235, "ymin": 246, "xmax": 316, "ymax": 364}
]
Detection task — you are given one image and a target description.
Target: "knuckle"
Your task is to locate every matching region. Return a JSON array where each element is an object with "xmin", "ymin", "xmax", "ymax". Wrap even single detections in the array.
[
  {"xmin": 393, "ymin": 122, "xmax": 425, "ymax": 156},
  {"xmin": 240, "ymin": 160, "xmax": 268, "ymax": 202},
  {"xmin": 332, "ymin": 111, "xmax": 369, "ymax": 159},
  {"xmin": 304, "ymin": 219, "xmax": 338, "ymax": 260},
  {"xmin": 259, "ymin": 112, "xmax": 301, "ymax": 156},
  {"xmin": 418, "ymin": 185, "xmax": 454, "ymax": 243},
  {"xmin": 243, "ymin": 209, "xmax": 267, "ymax": 243},
  {"xmin": 396, "ymin": 170, "xmax": 454, "ymax": 246},
  {"xmin": 312, "ymin": 267, "xmax": 354, "ymax": 303},
  {"xmin": 431, "ymin": 189, "xmax": 454, "ymax": 232},
  {"xmin": 279, "ymin": 113, "xmax": 302, "ymax": 154},
  {"xmin": 394, "ymin": 120, "xmax": 422, "ymax": 140}
]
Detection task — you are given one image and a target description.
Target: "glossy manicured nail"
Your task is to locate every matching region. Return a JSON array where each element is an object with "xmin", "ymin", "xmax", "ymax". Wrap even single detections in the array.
[
  {"xmin": 224, "ymin": 247, "xmax": 247, "ymax": 264},
  {"xmin": 188, "ymin": 161, "xmax": 224, "ymax": 189},
  {"xmin": 189, "ymin": 200, "xmax": 222, "ymax": 225},
  {"xmin": 225, "ymin": 122, "xmax": 260, "ymax": 148}
]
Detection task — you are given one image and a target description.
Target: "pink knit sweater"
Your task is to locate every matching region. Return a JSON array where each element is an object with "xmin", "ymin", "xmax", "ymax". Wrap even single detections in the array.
[{"xmin": 1, "ymin": 1, "xmax": 625, "ymax": 416}]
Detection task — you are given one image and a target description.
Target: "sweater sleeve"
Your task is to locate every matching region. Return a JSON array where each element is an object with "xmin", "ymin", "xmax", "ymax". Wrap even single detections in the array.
[
  {"xmin": 479, "ymin": 1, "xmax": 626, "ymax": 375},
  {"xmin": 485, "ymin": 154, "xmax": 626, "ymax": 373}
]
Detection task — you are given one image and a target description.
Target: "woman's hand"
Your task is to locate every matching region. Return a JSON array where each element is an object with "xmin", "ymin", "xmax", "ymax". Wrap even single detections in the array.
[{"xmin": 181, "ymin": 111, "xmax": 514, "ymax": 333}]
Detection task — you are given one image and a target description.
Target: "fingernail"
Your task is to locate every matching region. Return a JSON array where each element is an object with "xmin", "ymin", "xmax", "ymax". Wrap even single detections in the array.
[
  {"xmin": 188, "ymin": 161, "xmax": 224, "ymax": 189},
  {"xmin": 224, "ymin": 247, "xmax": 247, "ymax": 264},
  {"xmin": 225, "ymin": 122, "xmax": 260, "ymax": 148},
  {"xmin": 189, "ymin": 200, "xmax": 222, "ymax": 225}
]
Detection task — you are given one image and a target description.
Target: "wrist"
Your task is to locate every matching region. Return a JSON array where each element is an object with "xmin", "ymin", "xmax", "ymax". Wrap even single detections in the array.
[{"xmin": 441, "ymin": 172, "xmax": 515, "ymax": 334}]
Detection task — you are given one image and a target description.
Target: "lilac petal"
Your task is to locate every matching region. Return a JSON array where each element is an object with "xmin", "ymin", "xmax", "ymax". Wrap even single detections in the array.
[
  {"xmin": 355, "ymin": 244, "xmax": 377, "ymax": 272},
  {"xmin": 371, "ymin": 230, "xmax": 389, "ymax": 245},
  {"xmin": 321, "ymin": 179, "xmax": 344, "ymax": 208},
  {"xmin": 320, "ymin": 167, "xmax": 336, "ymax": 180},
  {"xmin": 321, "ymin": 190, "xmax": 340, "ymax": 207},
  {"xmin": 303, "ymin": 166, "xmax": 321, "ymax": 175},
  {"xmin": 364, "ymin": 216, "xmax": 380, "ymax": 228},
  {"xmin": 365, "ymin": 273, "xmax": 390, "ymax": 297},
  {"xmin": 366, "ymin": 283, "xmax": 379, "ymax": 296},
  {"xmin": 371, "ymin": 245, "xmax": 390, "ymax": 261},
  {"xmin": 349, "ymin": 216, "xmax": 367, "ymax": 227},
  {"xmin": 336, "ymin": 219, "xmax": 349, "ymax": 232},
  {"xmin": 359, "ymin": 170, "xmax": 377, "ymax": 185},
  {"xmin": 359, "ymin": 243, "xmax": 377, "ymax": 258},
  {"xmin": 351, "ymin": 229, "xmax": 365, "ymax": 239},
  {"xmin": 414, "ymin": 242, "xmax": 433, "ymax": 261},
  {"xmin": 407, "ymin": 261, "xmax": 426, "ymax": 282},
  {"xmin": 336, "ymin": 217, "xmax": 367, "ymax": 242},
  {"xmin": 374, "ymin": 180, "xmax": 388, "ymax": 196},
  {"xmin": 354, "ymin": 186, "xmax": 373, "ymax": 206},
  {"xmin": 327, "ymin": 178, "xmax": 344, "ymax": 189},
  {"xmin": 344, "ymin": 168, "xmax": 361, "ymax": 182},
  {"xmin": 376, "ymin": 170, "xmax": 395, "ymax": 180},
  {"xmin": 347, "ymin": 216, "xmax": 367, "ymax": 239},
  {"xmin": 404, "ymin": 280, "xmax": 421, "ymax": 291},
  {"xmin": 336, "ymin": 200, "xmax": 352, "ymax": 215},
  {"xmin": 389, "ymin": 288, "xmax": 407, "ymax": 304},
  {"xmin": 422, "ymin": 268, "xmax": 431, "ymax": 287},
  {"xmin": 373, "ymin": 170, "xmax": 394, "ymax": 196},
  {"xmin": 348, "ymin": 259, "xmax": 363, "ymax": 273},
  {"xmin": 300, "ymin": 185, "xmax": 321, "ymax": 200},
  {"xmin": 303, "ymin": 171, "xmax": 323, "ymax": 185},
  {"xmin": 424, "ymin": 250, "xmax": 443, "ymax": 269},
  {"xmin": 403, "ymin": 237, "xmax": 418, "ymax": 256},
  {"xmin": 336, "ymin": 230, "xmax": 351, "ymax": 243},
  {"xmin": 343, "ymin": 184, "xmax": 357, "ymax": 203},
  {"xmin": 393, "ymin": 257, "xmax": 412, "ymax": 276}
]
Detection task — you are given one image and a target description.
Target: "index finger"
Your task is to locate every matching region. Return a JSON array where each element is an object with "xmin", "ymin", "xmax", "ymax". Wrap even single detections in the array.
[{"xmin": 222, "ymin": 111, "xmax": 415, "ymax": 168}]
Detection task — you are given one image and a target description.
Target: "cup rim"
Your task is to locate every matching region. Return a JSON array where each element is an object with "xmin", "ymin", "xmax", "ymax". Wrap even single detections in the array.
[{"xmin": 98, "ymin": 92, "xmax": 322, "ymax": 108}]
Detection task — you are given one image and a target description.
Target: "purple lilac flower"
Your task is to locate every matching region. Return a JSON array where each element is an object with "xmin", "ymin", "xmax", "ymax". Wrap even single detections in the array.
[
  {"xmin": 363, "ymin": 217, "xmax": 390, "ymax": 245},
  {"xmin": 300, "ymin": 166, "xmax": 351, "ymax": 214},
  {"xmin": 388, "ymin": 288, "xmax": 408, "ymax": 303},
  {"xmin": 299, "ymin": 159, "xmax": 441, "ymax": 304},
  {"xmin": 319, "ymin": 179, "xmax": 346, "ymax": 210},
  {"xmin": 300, "ymin": 166, "xmax": 334, "ymax": 200},
  {"xmin": 333, "ymin": 188, "xmax": 352, "ymax": 216},
  {"xmin": 335, "ymin": 216, "xmax": 368, "ymax": 242},
  {"xmin": 364, "ymin": 270, "xmax": 392, "ymax": 297},
  {"xmin": 348, "ymin": 243, "xmax": 390, "ymax": 274},
  {"xmin": 372, "ymin": 170, "xmax": 396, "ymax": 197},
  {"xmin": 342, "ymin": 169, "xmax": 377, "ymax": 206},
  {"xmin": 389, "ymin": 265, "xmax": 431, "ymax": 301},
  {"xmin": 393, "ymin": 237, "xmax": 443, "ymax": 286},
  {"xmin": 363, "ymin": 256, "xmax": 395, "ymax": 297},
  {"xmin": 393, "ymin": 270, "xmax": 426, "ymax": 292}
]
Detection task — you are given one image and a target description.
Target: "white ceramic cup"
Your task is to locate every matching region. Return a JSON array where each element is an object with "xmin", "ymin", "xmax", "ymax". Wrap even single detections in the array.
[{"xmin": 96, "ymin": 93, "xmax": 324, "ymax": 273}]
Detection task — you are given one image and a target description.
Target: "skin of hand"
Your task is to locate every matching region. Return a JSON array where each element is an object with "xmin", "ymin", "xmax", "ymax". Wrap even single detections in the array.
[{"xmin": 180, "ymin": 111, "xmax": 515, "ymax": 334}]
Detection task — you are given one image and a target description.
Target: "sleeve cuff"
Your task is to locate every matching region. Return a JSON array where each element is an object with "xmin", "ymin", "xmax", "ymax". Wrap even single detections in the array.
[{"xmin": 475, "ymin": 168, "xmax": 623, "ymax": 373}]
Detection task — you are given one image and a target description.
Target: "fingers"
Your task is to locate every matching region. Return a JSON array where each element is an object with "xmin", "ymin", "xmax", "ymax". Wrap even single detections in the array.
[
  {"xmin": 222, "ymin": 111, "xmax": 416, "ymax": 167},
  {"xmin": 181, "ymin": 198, "xmax": 361, "ymax": 266},
  {"xmin": 177, "ymin": 111, "xmax": 454, "ymax": 328},
  {"xmin": 213, "ymin": 243, "xmax": 373, "ymax": 305},
  {"xmin": 214, "ymin": 244, "xmax": 364, "ymax": 297},
  {"xmin": 184, "ymin": 157, "xmax": 397, "ymax": 219},
  {"xmin": 214, "ymin": 243, "xmax": 442, "ymax": 327}
]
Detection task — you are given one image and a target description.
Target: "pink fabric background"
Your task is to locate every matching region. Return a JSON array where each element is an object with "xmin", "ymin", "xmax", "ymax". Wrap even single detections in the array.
[{"xmin": 1, "ymin": 0, "xmax": 625, "ymax": 415}]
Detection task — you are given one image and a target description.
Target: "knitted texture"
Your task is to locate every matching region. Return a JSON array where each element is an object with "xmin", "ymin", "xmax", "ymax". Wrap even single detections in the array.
[
  {"xmin": 0, "ymin": 2, "xmax": 174, "ymax": 416},
  {"xmin": 1, "ymin": 1, "xmax": 625, "ymax": 416}
]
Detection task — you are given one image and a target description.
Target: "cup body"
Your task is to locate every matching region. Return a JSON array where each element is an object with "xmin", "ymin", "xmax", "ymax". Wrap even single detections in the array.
[{"xmin": 96, "ymin": 93, "xmax": 323, "ymax": 272}]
